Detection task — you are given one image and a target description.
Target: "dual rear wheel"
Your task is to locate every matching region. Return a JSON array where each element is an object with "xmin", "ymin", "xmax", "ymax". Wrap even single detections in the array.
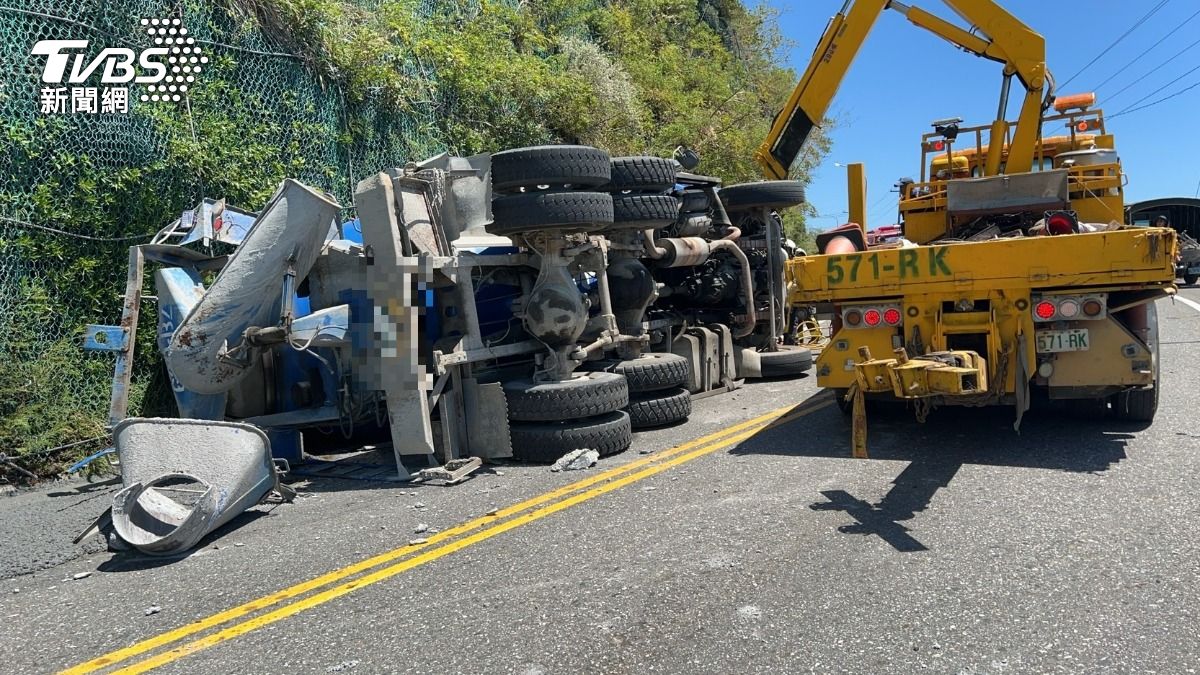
[
  {"xmin": 589, "ymin": 353, "xmax": 693, "ymax": 429},
  {"xmin": 502, "ymin": 353, "xmax": 695, "ymax": 463},
  {"xmin": 503, "ymin": 372, "xmax": 632, "ymax": 462}
]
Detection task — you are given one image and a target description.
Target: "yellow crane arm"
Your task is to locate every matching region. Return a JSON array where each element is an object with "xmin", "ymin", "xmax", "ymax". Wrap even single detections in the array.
[
  {"xmin": 754, "ymin": 0, "xmax": 890, "ymax": 180},
  {"xmin": 754, "ymin": 0, "xmax": 1048, "ymax": 180}
]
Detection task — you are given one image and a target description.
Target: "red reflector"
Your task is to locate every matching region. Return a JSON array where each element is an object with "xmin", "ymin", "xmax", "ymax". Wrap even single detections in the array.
[
  {"xmin": 1034, "ymin": 301, "xmax": 1056, "ymax": 320},
  {"xmin": 863, "ymin": 309, "xmax": 882, "ymax": 326},
  {"xmin": 1046, "ymin": 213, "xmax": 1076, "ymax": 235},
  {"xmin": 1076, "ymin": 121, "xmax": 1089, "ymax": 132},
  {"xmin": 933, "ymin": 140, "xmax": 945, "ymax": 151},
  {"xmin": 883, "ymin": 308, "xmax": 902, "ymax": 325}
]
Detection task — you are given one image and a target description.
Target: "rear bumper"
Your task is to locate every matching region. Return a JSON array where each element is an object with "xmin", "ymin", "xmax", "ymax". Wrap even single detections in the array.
[
  {"xmin": 814, "ymin": 289, "xmax": 1161, "ymax": 399},
  {"xmin": 854, "ymin": 348, "xmax": 987, "ymax": 398}
]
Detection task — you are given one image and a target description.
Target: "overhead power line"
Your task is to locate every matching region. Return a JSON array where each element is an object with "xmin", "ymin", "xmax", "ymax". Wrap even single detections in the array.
[
  {"xmin": 1092, "ymin": 5, "xmax": 1200, "ymax": 91},
  {"xmin": 1059, "ymin": 0, "xmax": 1171, "ymax": 89},
  {"xmin": 1101, "ymin": 34, "xmax": 1200, "ymax": 105},
  {"xmin": 1108, "ymin": 77, "xmax": 1200, "ymax": 120},
  {"xmin": 1110, "ymin": 61, "xmax": 1200, "ymax": 116}
]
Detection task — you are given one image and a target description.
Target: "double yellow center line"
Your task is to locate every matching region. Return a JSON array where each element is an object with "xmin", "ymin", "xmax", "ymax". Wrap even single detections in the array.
[{"xmin": 65, "ymin": 396, "xmax": 830, "ymax": 674}]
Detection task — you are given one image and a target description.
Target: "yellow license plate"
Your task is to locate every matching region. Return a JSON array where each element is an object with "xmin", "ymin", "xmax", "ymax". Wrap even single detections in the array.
[{"xmin": 1036, "ymin": 329, "xmax": 1089, "ymax": 353}]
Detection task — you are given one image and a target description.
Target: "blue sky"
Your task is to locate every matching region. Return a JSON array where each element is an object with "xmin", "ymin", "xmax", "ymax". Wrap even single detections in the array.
[{"xmin": 766, "ymin": 0, "xmax": 1200, "ymax": 230}]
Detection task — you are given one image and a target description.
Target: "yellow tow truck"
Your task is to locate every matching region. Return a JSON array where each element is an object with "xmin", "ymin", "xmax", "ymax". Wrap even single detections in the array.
[{"xmin": 758, "ymin": 0, "xmax": 1177, "ymax": 448}]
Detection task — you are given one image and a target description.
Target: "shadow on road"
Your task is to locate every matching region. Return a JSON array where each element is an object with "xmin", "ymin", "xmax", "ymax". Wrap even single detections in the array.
[
  {"xmin": 731, "ymin": 390, "xmax": 1139, "ymax": 552},
  {"xmin": 96, "ymin": 509, "xmax": 274, "ymax": 573},
  {"xmin": 47, "ymin": 477, "xmax": 121, "ymax": 498}
]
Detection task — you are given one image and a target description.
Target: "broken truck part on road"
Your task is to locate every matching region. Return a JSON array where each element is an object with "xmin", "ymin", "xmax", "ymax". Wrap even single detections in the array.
[{"xmin": 109, "ymin": 418, "xmax": 288, "ymax": 556}]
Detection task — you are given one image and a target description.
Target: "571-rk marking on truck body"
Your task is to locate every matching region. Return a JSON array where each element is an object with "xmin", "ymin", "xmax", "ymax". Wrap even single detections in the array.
[{"xmin": 826, "ymin": 247, "xmax": 952, "ymax": 284}]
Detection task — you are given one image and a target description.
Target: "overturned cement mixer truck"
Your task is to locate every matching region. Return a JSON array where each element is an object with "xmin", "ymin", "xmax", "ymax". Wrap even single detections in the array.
[{"xmin": 86, "ymin": 145, "xmax": 812, "ymax": 480}]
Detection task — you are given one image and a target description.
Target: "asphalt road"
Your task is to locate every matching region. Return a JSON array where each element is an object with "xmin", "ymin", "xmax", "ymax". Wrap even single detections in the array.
[{"xmin": 4, "ymin": 290, "xmax": 1200, "ymax": 674}]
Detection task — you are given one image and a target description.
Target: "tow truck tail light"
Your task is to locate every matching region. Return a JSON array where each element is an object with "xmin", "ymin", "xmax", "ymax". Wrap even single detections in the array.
[
  {"xmin": 1045, "ymin": 210, "xmax": 1079, "ymax": 235},
  {"xmin": 1033, "ymin": 294, "xmax": 1107, "ymax": 322},
  {"xmin": 842, "ymin": 304, "xmax": 902, "ymax": 329}
]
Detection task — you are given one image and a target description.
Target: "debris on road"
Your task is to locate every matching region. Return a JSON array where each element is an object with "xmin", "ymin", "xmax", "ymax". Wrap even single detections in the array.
[
  {"xmin": 550, "ymin": 449, "xmax": 599, "ymax": 472},
  {"xmin": 72, "ymin": 572, "xmax": 92, "ymax": 580},
  {"xmin": 144, "ymin": 605, "xmax": 161, "ymax": 616},
  {"xmin": 413, "ymin": 502, "xmax": 427, "ymax": 509},
  {"xmin": 414, "ymin": 523, "xmax": 429, "ymax": 533},
  {"xmin": 108, "ymin": 418, "xmax": 286, "ymax": 556},
  {"xmin": 409, "ymin": 538, "xmax": 429, "ymax": 546},
  {"xmin": 411, "ymin": 457, "xmax": 483, "ymax": 486},
  {"xmin": 736, "ymin": 605, "xmax": 762, "ymax": 621}
]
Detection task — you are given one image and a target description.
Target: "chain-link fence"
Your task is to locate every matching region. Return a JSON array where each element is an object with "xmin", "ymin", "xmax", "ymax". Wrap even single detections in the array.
[{"xmin": 0, "ymin": 0, "xmax": 446, "ymax": 474}]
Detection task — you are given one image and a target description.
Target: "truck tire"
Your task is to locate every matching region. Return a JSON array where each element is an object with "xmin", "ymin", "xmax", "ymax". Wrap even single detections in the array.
[
  {"xmin": 609, "ymin": 156, "xmax": 678, "ymax": 192},
  {"xmin": 679, "ymin": 189, "xmax": 711, "ymax": 213},
  {"xmin": 1111, "ymin": 301, "xmax": 1159, "ymax": 423},
  {"xmin": 503, "ymin": 371, "xmax": 628, "ymax": 422},
  {"xmin": 590, "ymin": 352, "xmax": 689, "ymax": 393},
  {"xmin": 1185, "ymin": 273, "xmax": 1198, "ymax": 286},
  {"xmin": 719, "ymin": 180, "xmax": 806, "ymax": 211},
  {"xmin": 610, "ymin": 194, "xmax": 678, "ymax": 230},
  {"xmin": 509, "ymin": 411, "xmax": 633, "ymax": 461},
  {"xmin": 676, "ymin": 213, "xmax": 713, "ymax": 236},
  {"xmin": 491, "ymin": 145, "xmax": 611, "ymax": 192},
  {"xmin": 758, "ymin": 346, "xmax": 813, "ymax": 377},
  {"xmin": 1112, "ymin": 387, "xmax": 1157, "ymax": 422},
  {"xmin": 627, "ymin": 387, "xmax": 691, "ymax": 429},
  {"xmin": 490, "ymin": 191, "xmax": 613, "ymax": 235}
]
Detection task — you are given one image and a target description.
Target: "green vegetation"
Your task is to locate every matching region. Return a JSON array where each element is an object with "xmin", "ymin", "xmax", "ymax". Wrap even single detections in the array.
[{"xmin": 234, "ymin": 0, "xmax": 832, "ymax": 206}]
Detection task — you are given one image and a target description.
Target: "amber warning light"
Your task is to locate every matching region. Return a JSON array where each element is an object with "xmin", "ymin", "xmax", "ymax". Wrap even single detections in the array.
[{"xmin": 1054, "ymin": 92, "xmax": 1096, "ymax": 113}]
